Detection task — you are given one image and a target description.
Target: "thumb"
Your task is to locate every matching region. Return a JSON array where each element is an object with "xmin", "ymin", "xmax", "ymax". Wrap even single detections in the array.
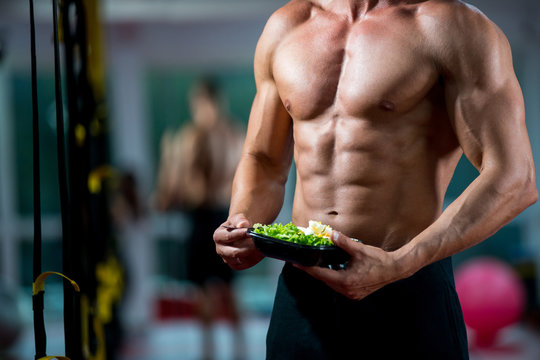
[
  {"xmin": 229, "ymin": 213, "xmax": 252, "ymax": 228},
  {"xmin": 331, "ymin": 230, "xmax": 362, "ymax": 254}
]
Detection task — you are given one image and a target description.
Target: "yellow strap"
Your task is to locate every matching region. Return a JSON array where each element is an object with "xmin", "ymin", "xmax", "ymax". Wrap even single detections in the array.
[
  {"xmin": 95, "ymin": 256, "xmax": 123, "ymax": 323},
  {"xmin": 81, "ymin": 295, "xmax": 107, "ymax": 360},
  {"xmin": 90, "ymin": 311, "xmax": 107, "ymax": 360},
  {"xmin": 33, "ymin": 271, "xmax": 80, "ymax": 296},
  {"xmin": 38, "ymin": 357, "xmax": 70, "ymax": 360}
]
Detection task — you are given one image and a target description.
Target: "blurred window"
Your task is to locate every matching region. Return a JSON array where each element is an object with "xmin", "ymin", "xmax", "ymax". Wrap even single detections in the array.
[{"xmin": 11, "ymin": 72, "xmax": 61, "ymax": 215}]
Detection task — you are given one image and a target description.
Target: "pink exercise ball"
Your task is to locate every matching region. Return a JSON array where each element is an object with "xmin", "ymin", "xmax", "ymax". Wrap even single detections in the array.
[{"xmin": 455, "ymin": 257, "xmax": 526, "ymax": 348}]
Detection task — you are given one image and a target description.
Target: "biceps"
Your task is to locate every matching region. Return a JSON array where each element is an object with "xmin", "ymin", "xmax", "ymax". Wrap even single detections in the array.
[
  {"xmin": 450, "ymin": 79, "xmax": 527, "ymax": 172},
  {"xmin": 243, "ymin": 83, "xmax": 294, "ymax": 175}
]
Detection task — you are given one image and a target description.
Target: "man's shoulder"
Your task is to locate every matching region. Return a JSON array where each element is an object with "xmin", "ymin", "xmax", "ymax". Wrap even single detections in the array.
[
  {"xmin": 264, "ymin": 0, "xmax": 314, "ymax": 35},
  {"xmin": 416, "ymin": 1, "xmax": 511, "ymax": 80},
  {"xmin": 254, "ymin": 0, "xmax": 314, "ymax": 68},
  {"xmin": 415, "ymin": 0, "xmax": 504, "ymax": 58},
  {"xmin": 416, "ymin": 0, "xmax": 496, "ymax": 37}
]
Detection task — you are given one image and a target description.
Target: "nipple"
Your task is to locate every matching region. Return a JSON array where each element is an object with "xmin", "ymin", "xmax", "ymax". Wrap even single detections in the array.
[
  {"xmin": 379, "ymin": 100, "xmax": 396, "ymax": 111},
  {"xmin": 284, "ymin": 99, "xmax": 292, "ymax": 112}
]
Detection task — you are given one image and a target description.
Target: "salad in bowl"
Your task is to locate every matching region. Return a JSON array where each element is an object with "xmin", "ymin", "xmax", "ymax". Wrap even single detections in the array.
[{"xmin": 248, "ymin": 220, "xmax": 349, "ymax": 268}]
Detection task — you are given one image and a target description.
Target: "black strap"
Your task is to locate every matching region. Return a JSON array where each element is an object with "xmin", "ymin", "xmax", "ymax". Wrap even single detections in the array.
[
  {"xmin": 52, "ymin": 0, "xmax": 71, "ymax": 235},
  {"xmin": 51, "ymin": 1, "xmax": 80, "ymax": 358},
  {"xmin": 29, "ymin": 0, "xmax": 47, "ymax": 358}
]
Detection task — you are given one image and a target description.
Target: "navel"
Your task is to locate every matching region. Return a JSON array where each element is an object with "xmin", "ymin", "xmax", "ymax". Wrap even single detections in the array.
[
  {"xmin": 379, "ymin": 100, "xmax": 396, "ymax": 112},
  {"xmin": 328, "ymin": 210, "xmax": 338, "ymax": 216}
]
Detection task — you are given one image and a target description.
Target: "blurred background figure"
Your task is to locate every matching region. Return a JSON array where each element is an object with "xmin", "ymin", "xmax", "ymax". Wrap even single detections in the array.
[{"xmin": 154, "ymin": 77, "xmax": 245, "ymax": 360}]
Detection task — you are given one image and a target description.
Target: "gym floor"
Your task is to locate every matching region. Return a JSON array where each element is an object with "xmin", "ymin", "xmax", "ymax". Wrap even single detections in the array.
[{"xmin": 6, "ymin": 318, "xmax": 540, "ymax": 360}]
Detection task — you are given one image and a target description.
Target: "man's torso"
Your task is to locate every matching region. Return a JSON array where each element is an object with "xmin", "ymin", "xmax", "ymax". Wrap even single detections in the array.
[{"xmin": 272, "ymin": 0, "xmax": 465, "ymax": 250}]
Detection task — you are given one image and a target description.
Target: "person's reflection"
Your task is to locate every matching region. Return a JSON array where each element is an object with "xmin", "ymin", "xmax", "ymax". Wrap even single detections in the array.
[{"xmin": 155, "ymin": 77, "xmax": 245, "ymax": 360}]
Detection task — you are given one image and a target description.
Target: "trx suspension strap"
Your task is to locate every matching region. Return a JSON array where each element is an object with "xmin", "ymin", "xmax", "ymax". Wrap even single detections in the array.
[
  {"xmin": 30, "ymin": 0, "xmax": 46, "ymax": 357},
  {"xmin": 62, "ymin": 1, "xmax": 124, "ymax": 357},
  {"xmin": 30, "ymin": 0, "xmax": 80, "ymax": 359},
  {"xmin": 61, "ymin": 1, "xmax": 93, "ymax": 357},
  {"xmin": 52, "ymin": 0, "xmax": 82, "ymax": 358}
]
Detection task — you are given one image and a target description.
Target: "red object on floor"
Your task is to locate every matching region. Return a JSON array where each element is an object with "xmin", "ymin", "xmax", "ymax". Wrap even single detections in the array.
[
  {"xmin": 155, "ymin": 297, "xmax": 197, "ymax": 320},
  {"xmin": 455, "ymin": 257, "xmax": 526, "ymax": 347}
]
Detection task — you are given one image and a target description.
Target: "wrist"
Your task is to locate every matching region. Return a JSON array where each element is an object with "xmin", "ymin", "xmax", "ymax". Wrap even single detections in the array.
[{"xmin": 392, "ymin": 242, "xmax": 423, "ymax": 280}]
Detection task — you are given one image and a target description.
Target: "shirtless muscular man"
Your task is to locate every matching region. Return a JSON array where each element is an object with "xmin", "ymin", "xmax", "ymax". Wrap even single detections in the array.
[{"xmin": 213, "ymin": 0, "xmax": 537, "ymax": 358}]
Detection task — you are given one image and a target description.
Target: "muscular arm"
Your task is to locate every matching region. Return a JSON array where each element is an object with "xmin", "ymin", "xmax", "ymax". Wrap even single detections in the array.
[
  {"xmin": 230, "ymin": 69, "xmax": 293, "ymax": 223},
  {"xmin": 397, "ymin": 6, "xmax": 537, "ymax": 273},
  {"xmin": 214, "ymin": 8, "xmax": 295, "ymax": 269}
]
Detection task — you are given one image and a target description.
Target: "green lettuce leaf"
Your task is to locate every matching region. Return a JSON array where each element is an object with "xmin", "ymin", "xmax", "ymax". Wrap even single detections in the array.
[{"xmin": 253, "ymin": 222, "xmax": 334, "ymax": 247}]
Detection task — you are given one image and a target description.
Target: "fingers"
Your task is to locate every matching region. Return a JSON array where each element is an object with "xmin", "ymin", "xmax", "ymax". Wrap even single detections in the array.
[
  {"xmin": 213, "ymin": 213, "xmax": 263, "ymax": 270},
  {"xmin": 331, "ymin": 230, "xmax": 363, "ymax": 255},
  {"xmin": 294, "ymin": 232, "xmax": 378, "ymax": 300},
  {"xmin": 214, "ymin": 213, "xmax": 251, "ymax": 245},
  {"xmin": 214, "ymin": 226, "xmax": 248, "ymax": 244},
  {"xmin": 295, "ymin": 264, "xmax": 381, "ymax": 300},
  {"xmin": 228, "ymin": 213, "xmax": 252, "ymax": 228},
  {"xmin": 218, "ymin": 238, "xmax": 264, "ymax": 270},
  {"xmin": 224, "ymin": 248, "xmax": 264, "ymax": 270}
]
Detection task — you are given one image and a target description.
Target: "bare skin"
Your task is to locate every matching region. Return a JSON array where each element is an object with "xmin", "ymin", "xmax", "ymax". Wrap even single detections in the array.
[{"xmin": 213, "ymin": 0, "xmax": 537, "ymax": 300}]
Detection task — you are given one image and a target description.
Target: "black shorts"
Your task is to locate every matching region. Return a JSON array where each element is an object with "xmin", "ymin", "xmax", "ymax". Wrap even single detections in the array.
[
  {"xmin": 185, "ymin": 208, "xmax": 234, "ymax": 286},
  {"xmin": 267, "ymin": 257, "xmax": 469, "ymax": 359}
]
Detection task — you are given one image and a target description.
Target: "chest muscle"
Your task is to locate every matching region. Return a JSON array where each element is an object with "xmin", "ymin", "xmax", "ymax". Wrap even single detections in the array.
[{"xmin": 272, "ymin": 17, "xmax": 438, "ymax": 120}]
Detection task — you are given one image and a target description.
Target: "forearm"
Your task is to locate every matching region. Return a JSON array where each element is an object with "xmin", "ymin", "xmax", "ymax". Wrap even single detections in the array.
[{"xmin": 396, "ymin": 166, "xmax": 537, "ymax": 276}]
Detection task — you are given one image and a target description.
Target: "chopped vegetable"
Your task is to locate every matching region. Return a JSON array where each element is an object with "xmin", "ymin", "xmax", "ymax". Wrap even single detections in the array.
[{"xmin": 253, "ymin": 221, "xmax": 335, "ymax": 247}]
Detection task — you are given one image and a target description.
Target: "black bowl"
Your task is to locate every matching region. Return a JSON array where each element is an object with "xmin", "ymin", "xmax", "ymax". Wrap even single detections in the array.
[{"xmin": 247, "ymin": 229, "xmax": 350, "ymax": 268}]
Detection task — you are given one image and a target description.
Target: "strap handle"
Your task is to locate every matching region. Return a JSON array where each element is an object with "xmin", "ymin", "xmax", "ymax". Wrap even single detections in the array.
[{"xmin": 32, "ymin": 271, "xmax": 80, "ymax": 296}]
